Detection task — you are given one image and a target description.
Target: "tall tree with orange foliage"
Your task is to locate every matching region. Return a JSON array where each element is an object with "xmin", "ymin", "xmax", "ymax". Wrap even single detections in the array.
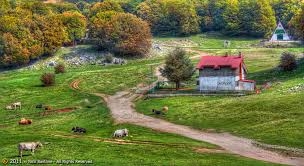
[{"xmin": 91, "ymin": 11, "xmax": 151, "ymax": 57}]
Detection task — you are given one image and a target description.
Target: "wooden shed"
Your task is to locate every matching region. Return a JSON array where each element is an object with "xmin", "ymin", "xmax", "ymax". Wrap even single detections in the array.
[{"xmin": 196, "ymin": 54, "xmax": 255, "ymax": 92}]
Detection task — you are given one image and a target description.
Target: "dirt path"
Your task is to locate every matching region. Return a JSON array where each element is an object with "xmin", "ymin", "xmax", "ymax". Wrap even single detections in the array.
[
  {"xmin": 97, "ymin": 92, "xmax": 304, "ymax": 166},
  {"xmin": 69, "ymin": 52, "xmax": 304, "ymax": 165},
  {"xmin": 70, "ymin": 79, "xmax": 81, "ymax": 90},
  {"xmin": 186, "ymin": 48, "xmax": 210, "ymax": 59},
  {"xmin": 43, "ymin": 0, "xmax": 61, "ymax": 3}
]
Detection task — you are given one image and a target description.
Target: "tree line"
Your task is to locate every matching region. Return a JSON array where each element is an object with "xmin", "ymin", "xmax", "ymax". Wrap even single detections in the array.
[
  {"xmin": 0, "ymin": 0, "xmax": 87, "ymax": 67},
  {"xmin": 69, "ymin": 0, "xmax": 303, "ymax": 38},
  {"xmin": 0, "ymin": 0, "xmax": 303, "ymax": 68}
]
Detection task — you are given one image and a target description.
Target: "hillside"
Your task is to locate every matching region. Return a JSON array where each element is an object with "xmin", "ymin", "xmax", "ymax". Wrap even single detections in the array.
[
  {"xmin": 137, "ymin": 35, "xmax": 304, "ymax": 150},
  {"xmin": 0, "ymin": 0, "xmax": 303, "ymax": 164},
  {"xmin": 0, "ymin": 40, "xmax": 284, "ymax": 165}
]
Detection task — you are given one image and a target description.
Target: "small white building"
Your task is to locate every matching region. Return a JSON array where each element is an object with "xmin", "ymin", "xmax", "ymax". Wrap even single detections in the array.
[{"xmin": 270, "ymin": 21, "xmax": 291, "ymax": 41}]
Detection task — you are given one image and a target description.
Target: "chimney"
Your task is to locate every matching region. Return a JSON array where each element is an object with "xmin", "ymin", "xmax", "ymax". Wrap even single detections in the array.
[{"xmin": 238, "ymin": 52, "xmax": 242, "ymax": 57}]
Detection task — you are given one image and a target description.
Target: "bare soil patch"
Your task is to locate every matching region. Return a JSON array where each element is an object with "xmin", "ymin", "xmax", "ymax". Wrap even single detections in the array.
[
  {"xmin": 43, "ymin": 0, "xmax": 61, "ymax": 3},
  {"xmin": 0, "ymin": 124, "xmax": 8, "ymax": 128},
  {"xmin": 70, "ymin": 80, "xmax": 81, "ymax": 90},
  {"xmin": 41, "ymin": 107, "xmax": 77, "ymax": 116}
]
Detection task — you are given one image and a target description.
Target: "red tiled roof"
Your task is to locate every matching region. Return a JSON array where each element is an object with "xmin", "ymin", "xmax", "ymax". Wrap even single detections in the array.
[{"xmin": 197, "ymin": 55, "xmax": 243, "ymax": 69}]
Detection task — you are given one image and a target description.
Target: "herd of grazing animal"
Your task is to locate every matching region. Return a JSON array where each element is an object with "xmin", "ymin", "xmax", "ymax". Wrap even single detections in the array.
[{"xmin": 4, "ymin": 101, "xmax": 167, "ymax": 157}]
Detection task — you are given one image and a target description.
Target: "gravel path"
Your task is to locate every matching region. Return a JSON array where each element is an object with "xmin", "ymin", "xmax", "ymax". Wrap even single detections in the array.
[{"xmin": 96, "ymin": 91, "xmax": 304, "ymax": 166}]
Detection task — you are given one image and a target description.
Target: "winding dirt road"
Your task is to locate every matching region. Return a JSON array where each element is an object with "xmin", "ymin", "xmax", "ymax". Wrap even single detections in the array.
[
  {"xmin": 96, "ymin": 91, "xmax": 304, "ymax": 166},
  {"xmin": 69, "ymin": 52, "xmax": 304, "ymax": 165}
]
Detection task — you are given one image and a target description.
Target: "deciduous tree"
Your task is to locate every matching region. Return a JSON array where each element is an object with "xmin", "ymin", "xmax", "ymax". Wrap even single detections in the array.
[
  {"xmin": 0, "ymin": 33, "xmax": 30, "ymax": 66},
  {"xmin": 90, "ymin": 12, "xmax": 152, "ymax": 57},
  {"xmin": 239, "ymin": 0, "xmax": 276, "ymax": 37},
  {"xmin": 222, "ymin": 0, "xmax": 240, "ymax": 35},
  {"xmin": 90, "ymin": 1, "xmax": 123, "ymax": 17},
  {"xmin": 61, "ymin": 11, "xmax": 87, "ymax": 43},
  {"xmin": 36, "ymin": 15, "xmax": 68, "ymax": 55},
  {"xmin": 160, "ymin": 48, "xmax": 195, "ymax": 90},
  {"xmin": 272, "ymin": 0, "xmax": 302, "ymax": 27},
  {"xmin": 0, "ymin": 0, "xmax": 10, "ymax": 15},
  {"xmin": 289, "ymin": 5, "xmax": 304, "ymax": 40},
  {"xmin": 137, "ymin": 0, "xmax": 200, "ymax": 36}
]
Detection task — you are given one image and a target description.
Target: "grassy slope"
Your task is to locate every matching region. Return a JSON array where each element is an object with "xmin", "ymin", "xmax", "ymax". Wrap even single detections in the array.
[
  {"xmin": 0, "ymin": 46, "xmax": 275, "ymax": 165},
  {"xmin": 154, "ymin": 32, "xmax": 261, "ymax": 49},
  {"xmin": 137, "ymin": 35, "xmax": 304, "ymax": 148}
]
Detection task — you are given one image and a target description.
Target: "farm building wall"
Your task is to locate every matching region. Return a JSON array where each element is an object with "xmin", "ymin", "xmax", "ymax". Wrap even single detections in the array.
[
  {"xmin": 270, "ymin": 33, "xmax": 290, "ymax": 41},
  {"xmin": 199, "ymin": 76, "xmax": 236, "ymax": 91},
  {"xmin": 198, "ymin": 67, "xmax": 237, "ymax": 91},
  {"xmin": 239, "ymin": 81, "xmax": 255, "ymax": 91},
  {"xmin": 240, "ymin": 65, "xmax": 246, "ymax": 80}
]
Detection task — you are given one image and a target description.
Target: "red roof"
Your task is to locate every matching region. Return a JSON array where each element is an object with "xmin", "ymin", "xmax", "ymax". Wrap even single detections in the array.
[{"xmin": 197, "ymin": 55, "xmax": 244, "ymax": 70}]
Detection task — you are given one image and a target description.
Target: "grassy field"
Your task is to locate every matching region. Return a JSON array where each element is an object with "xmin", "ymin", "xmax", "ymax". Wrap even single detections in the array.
[
  {"xmin": 137, "ymin": 35, "xmax": 304, "ymax": 149},
  {"xmin": 155, "ymin": 32, "xmax": 261, "ymax": 49},
  {"xmin": 0, "ymin": 45, "xmax": 278, "ymax": 165}
]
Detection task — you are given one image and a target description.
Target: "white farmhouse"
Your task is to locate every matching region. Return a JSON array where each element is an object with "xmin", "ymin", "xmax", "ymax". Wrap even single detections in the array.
[{"xmin": 196, "ymin": 54, "xmax": 255, "ymax": 92}]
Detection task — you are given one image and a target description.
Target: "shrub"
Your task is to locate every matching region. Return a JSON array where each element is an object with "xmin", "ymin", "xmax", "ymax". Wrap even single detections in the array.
[
  {"xmin": 280, "ymin": 52, "xmax": 297, "ymax": 71},
  {"xmin": 104, "ymin": 53, "xmax": 113, "ymax": 63},
  {"xmin": 41, "ymin": 73, "xmax": 55, "ymax": 86},
  {"xmin": 54, "ymin": 63, "xmax": 65, "ymax": 74}
]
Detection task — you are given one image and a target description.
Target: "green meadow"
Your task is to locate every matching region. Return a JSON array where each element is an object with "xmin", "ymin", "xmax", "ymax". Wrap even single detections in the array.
[
  {"xmin": 137, "ymin": 35, "xmax": 304, "ymax": 149},
  {"xmin": 0, "ymin": 42, "xmax": 279, "ymax": 165}
]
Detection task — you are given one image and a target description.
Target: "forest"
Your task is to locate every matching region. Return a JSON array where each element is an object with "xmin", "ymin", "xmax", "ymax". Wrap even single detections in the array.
[{"xmin": 0, "ymin": 0, "xmax": 303, "ymax": 67}]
